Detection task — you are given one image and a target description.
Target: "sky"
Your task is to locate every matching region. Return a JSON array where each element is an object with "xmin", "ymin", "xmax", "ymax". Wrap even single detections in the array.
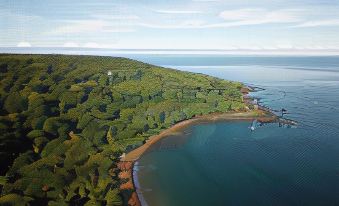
[{"xmin": 1, "ymin": 0, "xmax": 339, "ymax": 52}]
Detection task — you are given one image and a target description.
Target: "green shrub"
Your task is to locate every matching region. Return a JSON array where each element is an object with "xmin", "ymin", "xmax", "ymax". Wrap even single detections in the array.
[{"xmin": 4, "ymin": 92, "xmax": 28, "ymax": 113}]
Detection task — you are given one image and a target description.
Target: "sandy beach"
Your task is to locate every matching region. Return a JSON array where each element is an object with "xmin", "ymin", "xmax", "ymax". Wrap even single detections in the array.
[
  {"xmin": 118, "ymin": 87, "xmax": 279, "ymax": 206},
  {"xmin": 117, "ymin": 108, "xmax": 277, "ymax": 205},
  {"xmin": 121, "ymin": 109, "xmax": 276, "ymax": 162}
]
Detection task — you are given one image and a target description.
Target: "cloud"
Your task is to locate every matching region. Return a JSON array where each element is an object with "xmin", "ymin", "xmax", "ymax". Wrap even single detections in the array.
[
  {"xmin": 139, "ymin": 8, "xmax": 304, "ymax": 29},
  {"xmin": 155, "ymin": 10, "xmax": 204, "ymax": 14},
  {"xmin": 192, "ymin": 0, "xmax": 220, "ymax": 2},
  {"xmin": 63, "ymin": 42, "xmax": 79, "ymax": 47},
  {"xmin": 17, "ymin": 42, "xmax": 31, "ymax": 47},
  {"xmin": 83, "ymin": 42, "xmax": 100, "ymax": 48},
  {"xmin": 50, "ymin": 20, "xmax": 135, "ymax": 35},
  {"xmin": 139, "ymin": 20, "xmax": 206, "ymax": 29},
  {"xmin": 46, "ymin": 8, "xmax": 307, "ymax": 33},
  {"xmin": 293, "ymin": 19, "xmax": 339, "ymax": 27},
  {"xmin": 0, "ymin": 9, "xmax": 40, "ymax": 22},
  {"xmin": 105, "ymin": 29, "xmax": 136, "ymax": 32},
  {"xmin": 92, "ymin": 14, "xmax": 140, "ymax": 20},
  {"xmin": 81, "ymin": 42, "xmax": 119, "ymax": 49},
  {"xmin": 219, "ymin": 8, "xmax": 303, "ymax": 23},
  {"xmin": 52, "ymin": 20, "xmax": 106, "ymax": 34}
]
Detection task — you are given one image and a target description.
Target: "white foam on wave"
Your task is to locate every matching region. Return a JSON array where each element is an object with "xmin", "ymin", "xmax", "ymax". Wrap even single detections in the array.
[{"xmin": 133, "ymin": 161, "xmax": 149, "ymax": 206}]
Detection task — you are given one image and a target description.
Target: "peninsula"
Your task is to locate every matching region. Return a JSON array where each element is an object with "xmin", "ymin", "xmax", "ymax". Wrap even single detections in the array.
[{"xmin": 0, "ymin": 54, "xmax": 271, "ymax": 205}]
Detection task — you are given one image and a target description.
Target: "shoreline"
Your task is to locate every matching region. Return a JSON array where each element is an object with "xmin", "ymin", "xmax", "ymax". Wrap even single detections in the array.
[
  {"xmin": 119, "ymin": 107, "xmax": 277, "ymax": 205},
  {"xmin": 118, "ymin": 86, "xmax": 283, "ymax": 206},
  {"xmin": 118, "ymin": 85, "xmax": 299, "ymax": 206},
  {"xmin": 121, "ymin": 109, "xmax": 275, "ymax": 162}
]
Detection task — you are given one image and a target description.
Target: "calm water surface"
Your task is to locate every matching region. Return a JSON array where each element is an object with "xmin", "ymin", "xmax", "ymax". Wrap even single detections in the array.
[{"xmin": 131, "ymin": 55, "xmax": 339, "ymax": 206}]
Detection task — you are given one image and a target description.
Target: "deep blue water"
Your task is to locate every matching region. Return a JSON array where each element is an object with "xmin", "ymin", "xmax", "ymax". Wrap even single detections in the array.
[{"xmin": 129, "ymin": 55, "xmax": 339, "ymax": 206}]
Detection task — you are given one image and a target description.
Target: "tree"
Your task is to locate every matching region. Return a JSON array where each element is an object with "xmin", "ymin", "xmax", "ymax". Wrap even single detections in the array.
[
  {"xmin": 105, "ymin": 189, "xmax": 122, "ymax": 206},
  {"xmin": 64, "ymin": 140, "xmax": 93, "ymax": 169},
  {"xmin": 106, "ymin": 126, "xmax": 117, "ymax": 145},
  {"xmin": 0, "ymin": 63, "xmax": 8, "ymax": 73},
  {"xmin": 42, "ymin": 117, "xmax": 58, "ymax": 135},
  {"xmin": 33, "ymin": 136, "xmax": 49, "ymax": 153},
  {"xmin": 159, "ymin": 111, "xmax": 166, "ymax": 123},
  {"xmin": 4, "ymin": 92, "xmax": 28, "ymax": 113},
  {"xmin": 0, "ymin": 194, "xmax": 33, "ymax": 206},
  {"xmin": 77, "ymin": 113, "xmax": 94, "ymax": 130},
  {"xmin": 0, "ymin": 54, "xmax": 246, "ymax": 206}
]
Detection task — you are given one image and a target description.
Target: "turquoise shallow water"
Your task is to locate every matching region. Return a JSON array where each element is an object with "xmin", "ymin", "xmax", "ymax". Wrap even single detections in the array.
[{"xmin": 132, "ymin": 55, "xmax": 339, "ymax": 206}]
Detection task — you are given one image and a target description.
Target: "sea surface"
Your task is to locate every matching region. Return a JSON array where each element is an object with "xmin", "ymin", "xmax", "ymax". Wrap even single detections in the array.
[{"xmin": 127, "ymin": 55, "xmax": 339, "ymax": 206}]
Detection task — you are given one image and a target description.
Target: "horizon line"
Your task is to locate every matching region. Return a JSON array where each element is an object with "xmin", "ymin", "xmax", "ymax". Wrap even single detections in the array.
[{"xmin": 1, "ymin": 47, "xmax": 339, "ymax": 56}]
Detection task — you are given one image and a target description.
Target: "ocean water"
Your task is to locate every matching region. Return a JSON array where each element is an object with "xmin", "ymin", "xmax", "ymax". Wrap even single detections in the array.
[{"xmin": 129, "ymin": 55, "xmax": 339, "ymax": 206}]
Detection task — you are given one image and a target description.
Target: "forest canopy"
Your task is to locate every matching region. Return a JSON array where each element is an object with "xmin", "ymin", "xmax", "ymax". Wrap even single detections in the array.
[{"xmin": 0, "ymin": 54, "xmax": 245, "ymax": 205}]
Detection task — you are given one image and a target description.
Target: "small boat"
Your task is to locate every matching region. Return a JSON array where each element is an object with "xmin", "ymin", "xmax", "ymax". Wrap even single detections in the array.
[{"xmin": 250, "ymin": 119, "xmax": 258, "ymax": 131}]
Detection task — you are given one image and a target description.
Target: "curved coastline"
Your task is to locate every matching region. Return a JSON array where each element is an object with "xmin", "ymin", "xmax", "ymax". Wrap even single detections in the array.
[
  {"xmin": 122, "ymin": 109, "xmax": 275, "ymax": 162},
  {"xmin": 119, "ymin": 108, "xmax": 277, "ymax": 206}
]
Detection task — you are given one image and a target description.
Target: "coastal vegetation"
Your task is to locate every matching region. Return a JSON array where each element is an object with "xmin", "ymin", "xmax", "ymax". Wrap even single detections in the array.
[{"xmin": 0, "ymin": 54, "xmax": 245, "ymax": 205}]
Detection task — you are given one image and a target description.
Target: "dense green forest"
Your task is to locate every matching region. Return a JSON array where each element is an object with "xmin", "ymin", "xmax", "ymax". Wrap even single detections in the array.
[{"xmin": 0, "ymin": 54, "xmax": 245, "ymax": 205}]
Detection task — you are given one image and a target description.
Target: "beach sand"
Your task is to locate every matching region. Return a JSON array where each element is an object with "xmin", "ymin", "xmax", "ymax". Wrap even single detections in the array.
[
  {"xmin": 121, "ymin": 109, "xmax": 275, "ymax": 162},
  {"xmin": 118, "ymin": 86, "xmax": 278, "ymax": 206}
]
